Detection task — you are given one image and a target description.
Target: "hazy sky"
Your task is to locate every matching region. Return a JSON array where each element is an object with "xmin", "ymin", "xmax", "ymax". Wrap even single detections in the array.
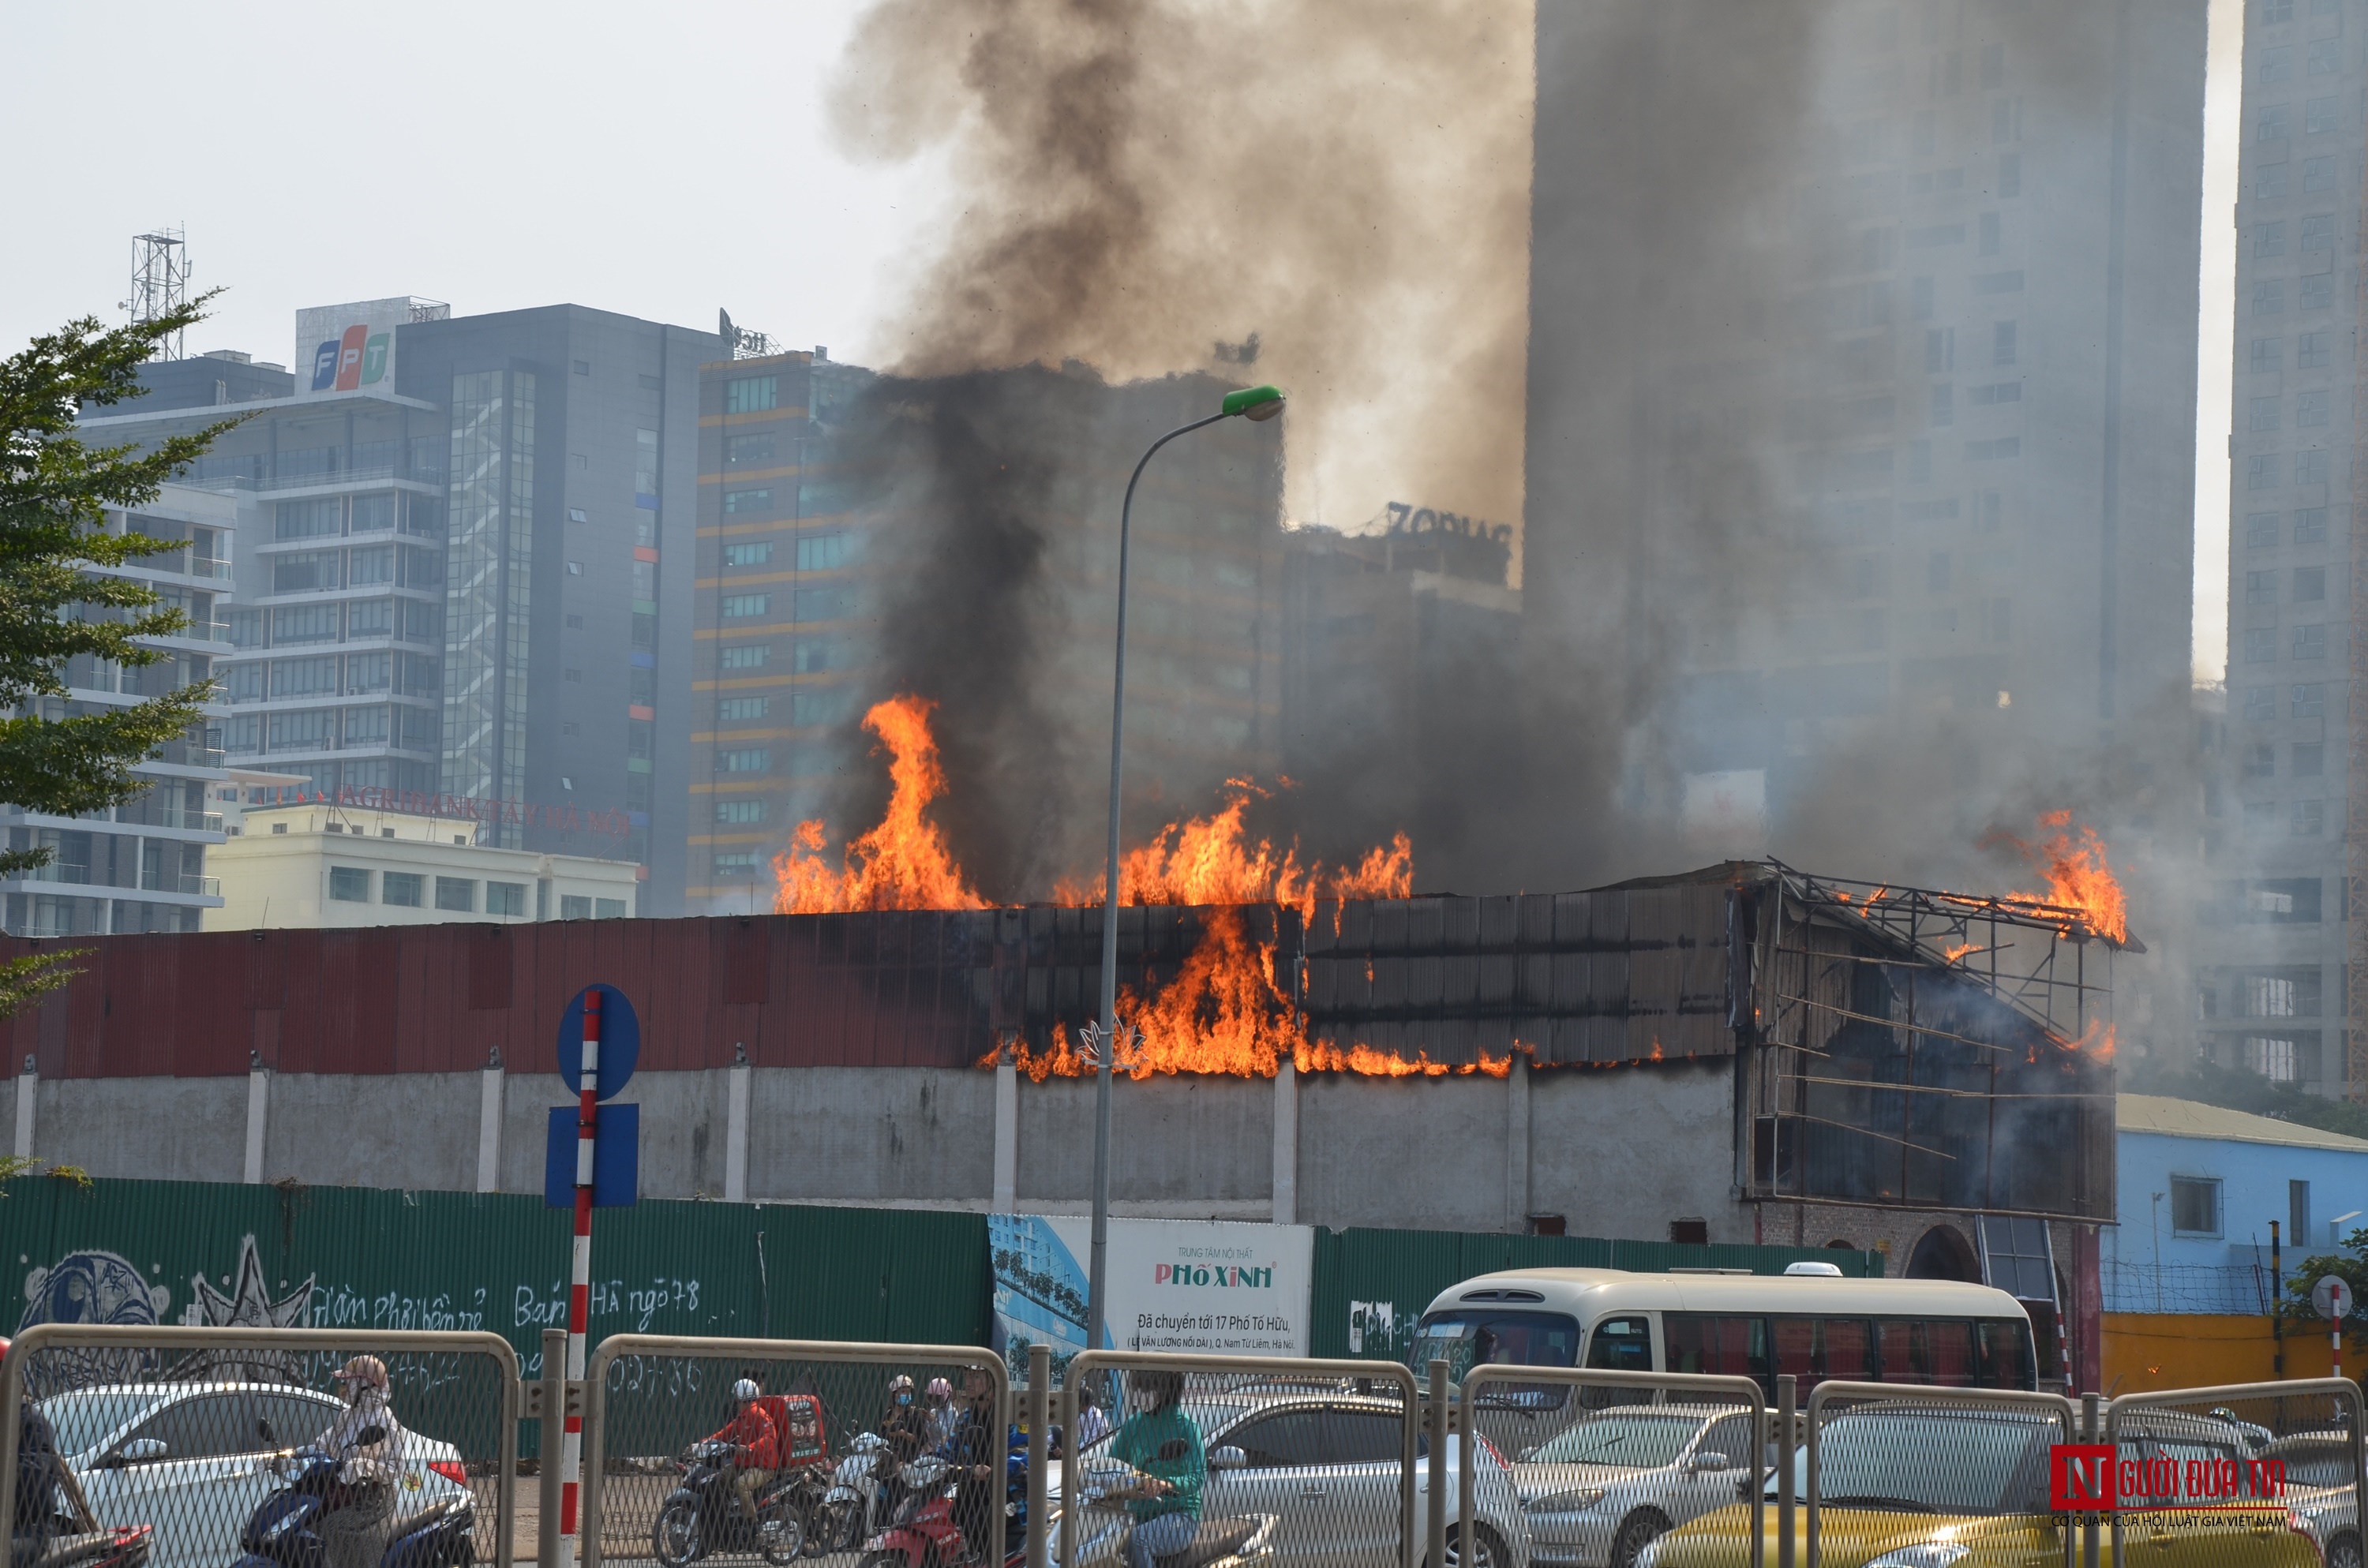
[{"xmin": 5, "ymin": 0, "xmax": 2241, "ymax": 679}]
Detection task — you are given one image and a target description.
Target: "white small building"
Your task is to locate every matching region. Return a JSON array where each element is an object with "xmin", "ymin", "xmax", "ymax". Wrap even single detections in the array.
[{"xmin": 206, "ymin": 802, "xmax": 639, "ymax": 929}]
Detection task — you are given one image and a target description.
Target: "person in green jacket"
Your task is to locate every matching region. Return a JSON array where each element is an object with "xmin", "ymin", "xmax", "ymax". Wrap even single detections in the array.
[{"xmin": 1105, "ymin": 1369, "xmax": 1204, "ymax": 1568}]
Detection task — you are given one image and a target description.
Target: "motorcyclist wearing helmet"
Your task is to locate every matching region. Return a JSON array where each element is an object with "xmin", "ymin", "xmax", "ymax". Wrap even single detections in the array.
[
  {"xmin": 924, "ymin": 1376, "xmax": 959, "ymax": 1451},
  {"xmin": 1, "ymin": 1336, "xmax": 72, "ymax": 1557},
  {"xmin": 313, "ymin": 1356, "xmax": 407, "ymax": 1568},
  {"xmin": 1105, "ymin": 1369, "xmax": 1203, "ymax": 1568},
  {"xmin": 704, "ymin": 1379, "xmax": 780, "ymax": 1524},
  {"xmin": 880, "ymin": 1375, "xmax": 930, "ymax": 1466},
  {"xmin": 945, "ymin": 1364, "xmax": 1002, "ymax": 1565}
]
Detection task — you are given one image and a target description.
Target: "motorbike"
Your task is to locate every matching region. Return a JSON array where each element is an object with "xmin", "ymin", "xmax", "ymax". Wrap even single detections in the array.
[
  {"xmin": 855, "ymin": 1457, "xmax": 965, "ymax": 1568},
  {"xmin": 651, "ymin": 1439, "xmax": 805, "ymax": 1568},
  {"xmin": 229, "ymin": 1426, "xmax": 474, "ymax": 1568},
  {"xmin": 815, "ymin": 1433, "xmax": 901, "ymax": 1555},
  {"xmin": 1048, "ymin": 1458, "xmax": 1274, "ymax": 1568},
  {"xmin": 10, "ymin": 1525, "xmax": 152, "ymax": 1568}
]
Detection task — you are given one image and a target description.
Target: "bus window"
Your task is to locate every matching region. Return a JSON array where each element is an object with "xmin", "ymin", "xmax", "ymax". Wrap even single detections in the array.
[
  {"xmin": 1772, "ymin": 1317, "xmax": 1877, "ymax": 1390},
  {"xmin": 1407, "ymin": 1310, "xmax": 1581, "ymax": 1382},
  {"xmin": 1876, "ymin": 1319, "xmax": 1980, "ymax": 1387},
  {"xmin": 1665, "ymin": 1315, "xmax": 1767, "ymax": 1382},
  {"xmin": 1584, "ymin": 1317, "xmax": 1652, "ymax": 1372},
  {"xmin": 1772, "ymin": 1318, "xmax": 1815, "ymax": 1384},
  {"xmin": 1820, "ymin": 1319, "xmax": 1875, "ymax": 1383},
  {"xmin": 1976, "ymin": 1319, "xmax": 2036, "ymax": 1390}
]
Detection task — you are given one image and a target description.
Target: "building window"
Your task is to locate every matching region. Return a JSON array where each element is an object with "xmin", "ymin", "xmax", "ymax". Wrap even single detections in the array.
[
  {"xmin": 2302, "ymin": 213, "xmax": 2337, "ymax": 253},
  {"xmin": 2295, "ymin": 623, "xmax": 2327, "ymax": 658},
  {"xmin": 2299, "ymin": 330, "xmax": 2332, "ymax": 368},
  {"xmin": 2251, "ymin": 338, "xmax": 2284, "ymax": 374},
  {"xmin": 2295, "ymin": 743, "xmax": 2326, "ymax": 777},
  {"xmin": 560, "ymin": 895, "xmax": 592, "ymax": 919},
  {"xmin": 2297, "ymin": 507, "xmax": 2329, "ymax": 542},
  {"xmin": 2252, "ymin": 396, "xmax": 2281, "ymax": 431},
  {"xmin": 595, "ymin": 898, "xmax": 628, "ymax": 919},
  {"xmin": 725, "ymin": 432, "xmax": 777, "ymax": 466},
  {"xmin": 2250, "ymin": 1038, "xmax": 2300, "ymax": 1082},
  {"xmin": 2248, "ymin": 455, "xmax": 2282, "ymax": 490},
  {"xmin": 721, "ymin": 749, "xmax": 770, "ymax": 773},
  {"xmin": 2247, "ymin": 513, "xmax": 2280, "ymax": 548},
  {"xmin": 723, "ymin": 488, "xmax": 773, "ymax": 515},
  {"xmin": 1929, "ymin": 384, "xmax": 1953, "ymax": 427},
  {"xmin": 1992, "ymin": 320, "xmax": 2017, "ymax": 364},
  {"xmin": 2244, "ymin": 687, "xmax": 2276, "ymax": 720},
  {"xmin": 2299, "ymin": 450, "xmax": 2331, "ymax": 486},
  {"xmin": 2244, "ymin": 801, "xmax": 2279, "ymax": 834},
  {"xmin": 2247, "ymin": 569, "xmax": 2278, "ymax": 604},
  {"xmin": 2246, "ymin": 628, "xmax": 2278, "ymax": 663},
  {"xmin": 2244, "ymin": 743, "xmax": 2276, "ymax": 777},
  {"xmin": 718, "ymin": 696, "xmax": 769, "ymax": 721},
  {"xmin": 486, "ymin": 881, "xmax": 526, "ymax": 917},
  {"xmin": 721, "ymin": 594, "xmax": 770, "ymax": 619},
  {"xmin": 2295, "ymin": 799, "xmax": 2326, "ymax": 836},
  {"xmin": 721, "ymin": 644, "xmax": 770, "ymax": 669},
  {"xmin": 2296, "ymin": 566, "xmax": 2327, "ymax": 601},
  {"xmin": 1998, "ymin": 152, "xmax": 2020, "ymax": 197},
  {"xmin": 2170, "ymin": 1177, "xmax": 2222, "ymax": 1238},
  {"xmin": 435, "ymin": 877, "xmax": 475, "ymax": 912},
  {"xmin": 795, "ymin": 532, "xmax": 851, "ymax": 571},
  {"xmin": 724, "ymin": 541, "xmax": 774, "ymax": 567},
  {"xmin": 2254, "ymin": 280, "xmax": 2285, "ymax": 317},
  {"xmin": 2309, "ymin": 38, "xmax": 2339, "ymax": 75},
  {"xmin": 794, "ymin": 639, "xmax": 838, "ymax": 673},
  {"xmin": 2258, "ymin": 164, "xmax": 2291, "ymax": 200},
  {"xmin": 795, "ymin": 586, "xmax": 852, "ymax": 620},
  {"xmin": 2306, "ymin": 155, "xmax": 2336, "ymax": 192},
  {"xmin": 2304, "ymin": 274, "xmax": 2334, "ymax": 310},
  {"xmin": 725, "ymin": 376, "xmax": 778, "ymax": 414},
  {"xmin": 380, "ymin": 872, "xmax": 423, "ymax": 907},
  {"xmin": 714, "ymin": 851, "xmax": 762, "ymax": 880},
  {"xmin": 1924, "ymin": 327, "xmax": 1954, "ymax": 372},
  {"xmin": 2262, "ymin": 45, "xmax": 2295, "ymax": 84},
  {"xmin": 2307, "ymin": 95, "xmax": 2340, "ymax": 135},
  {"xmin": 2257, "ymin": 222, "xmax": 2288, "ymax": 258},
  {"xmin": 2295, "ymin": 682, "xmax": 2326, "ymax": 717},
  {"xmin": 329, "ymin": 866, "xmax": 371, "ymax": 903},
  {"xmin": 717, "ymin": 799, "xmax": 765, "ymax": 824}
]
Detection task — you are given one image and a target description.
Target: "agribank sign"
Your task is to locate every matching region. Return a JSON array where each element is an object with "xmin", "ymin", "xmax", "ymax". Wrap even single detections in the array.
[{"xmin": 294, "ymin": 299, "xmax": 410, "ymax": 398}]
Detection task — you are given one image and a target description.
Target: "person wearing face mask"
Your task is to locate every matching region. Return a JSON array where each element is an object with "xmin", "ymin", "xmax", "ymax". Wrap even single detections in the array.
[
  {"xmin": 880, "ymin": 1375, "xmax": 930, "ymax": 1466},
  {"xmin": 312, "ymin": 1357, "xmax": 406, "ymax": 1568},
  {"xmin": 944, "ymin": 1364, "xmax": 1002, "ymax": 1565},
  {"xmin": 924, "ymin": 1377, "xmax": 959, "ymax": 1451},
  {"xmin": 1105, "ymin": 1370, "xmax": 1202, "ymax": 1568}
]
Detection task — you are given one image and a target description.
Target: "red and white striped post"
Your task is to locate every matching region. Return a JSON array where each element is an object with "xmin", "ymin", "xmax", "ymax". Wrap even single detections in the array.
[{"xmin": 557, "ymin": 989, "xmax": 601, "ymax": 1568}]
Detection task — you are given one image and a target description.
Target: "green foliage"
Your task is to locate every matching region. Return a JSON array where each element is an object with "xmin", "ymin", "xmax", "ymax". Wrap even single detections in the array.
[
  {"xmin": 2120, "ymin": 1050, "xmax": 2368, "ymax": 1142},
  {"xmin": 2276, "ymin": 1227, "xmax": 2368, "ymax": 1351},
  {"xmin": 0, "ymin": 299, "xmax": 245, "ymax": 878},
  {"xmin": 0, "ymin": 949, "xmax": 82, "ymax": 1021}
]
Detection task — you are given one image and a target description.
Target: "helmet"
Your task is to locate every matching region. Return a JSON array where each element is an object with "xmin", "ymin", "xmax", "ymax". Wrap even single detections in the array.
[
  {"xmin": 926, "ymin": 1378, "xmax": 951, "ymax": 1400},
  {"xmin": 1129, "ymin": 1369, "xmax": 1185, "ymax": 1409},
  {"xmin": 733, "ymin": 1378, "xmax": 761, "ymax": 1401},
  {"xmin": 333, "ymin": 1356, "xmax": 388, "ymax": 1393},
  {"xmin": 888, "ymin": 1375, "xmax": 915, "ymax": 1394}
]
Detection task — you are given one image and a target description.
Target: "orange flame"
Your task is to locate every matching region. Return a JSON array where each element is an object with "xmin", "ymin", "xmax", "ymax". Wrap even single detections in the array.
[
  {"xmin": 772, "ymin": 695, "xmax": 988, "ymax": 913},
  {"xmin": 1988, "ymin": 810, "xmax": 2130, "ymax": 945},
  {"xmin": 1942, "ymin": 941, "xmax": 1977, "ymax": 964},
  {"xmin": 2063, "ymin": 1017, "xmax": 2117, "ymax": 1061},
  {"xmin": 1054, "ymin": 780, "xmax": 1413, "ymax": 921}
]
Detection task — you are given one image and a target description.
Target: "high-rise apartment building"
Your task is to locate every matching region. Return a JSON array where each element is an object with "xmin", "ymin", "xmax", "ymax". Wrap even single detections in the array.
[
  {"xmin": 1523, "ymin": 0, "xmax": 2207, "ymax": 1053},
  {"xmin": 0, "ymin": 483, "xmax": 234, "ymax": 935},
  {"xmin": 2209, "ymin": 0, "xmax": 2362, "ymax": 1095},
  {"xmin": 85, "ymin": 299, "xmax": 721, "ymax": 910}
]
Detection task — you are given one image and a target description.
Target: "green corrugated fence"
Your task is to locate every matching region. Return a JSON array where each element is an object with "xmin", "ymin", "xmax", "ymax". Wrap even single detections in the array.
[{"xmin": 1308, "ymin": 1226, "xmax": 1887, "ymax": 1361}]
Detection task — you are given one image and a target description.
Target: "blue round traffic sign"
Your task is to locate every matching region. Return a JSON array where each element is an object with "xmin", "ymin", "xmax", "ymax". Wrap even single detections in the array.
[{"xmin": 557, "ymin": 984, "xmax": 639, "ymax": 1101}]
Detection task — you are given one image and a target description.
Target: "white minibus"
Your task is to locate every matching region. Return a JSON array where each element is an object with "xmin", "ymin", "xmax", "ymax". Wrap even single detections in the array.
[{"xmin": 1410, "ymin": 1268, "xmax": 2040, "ymax": 1396}]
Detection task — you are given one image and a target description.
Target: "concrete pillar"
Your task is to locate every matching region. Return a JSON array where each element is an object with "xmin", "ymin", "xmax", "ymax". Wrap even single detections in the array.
[
  {"xmin": 725, "ymin": 1051, "xmax": 752, "ymax": 1203},
  {"xmin": 992, "ymin": 1058, "xmax": 1018, "ymax": 1213},
  {"xmin": 12, "ymin": 1056, "xmax": 33, "ymax": 1160},
  {"xmin": 1272, "ymin": 1060, "xmax": 1298, "ymax": 1225},
  {"xmin": 1505, "ymin": 1053, "xmax": 1531, "ymax": 1231},
  {"xmin": 476, "ymin": 1052, "xmax": 504, "ymax": 1194},
  {"xmin": 243, "ymin": 1053, "xmax": 269, "ymax": 1184}
]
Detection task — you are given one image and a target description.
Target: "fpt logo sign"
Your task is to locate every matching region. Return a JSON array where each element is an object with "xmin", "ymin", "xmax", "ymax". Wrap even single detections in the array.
[{"xmin": 310, "ymin": 324, "xmax": 390, "ymax": 392}]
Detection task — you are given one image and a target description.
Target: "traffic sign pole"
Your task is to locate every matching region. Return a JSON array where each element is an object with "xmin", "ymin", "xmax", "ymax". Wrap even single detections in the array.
[
  {"xmin": 2315, "ymin": 1275, "xmax": 2352, "ymax": 1383},
  {"xmin": 557, "ymin": 988, "xmax": 601, "ymax": 1568}
]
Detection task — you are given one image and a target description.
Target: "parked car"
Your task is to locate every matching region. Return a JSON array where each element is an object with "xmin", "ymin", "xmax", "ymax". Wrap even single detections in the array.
[
  {"xmin": 39, "ymin": 1382, "xmax": 474, "ymax": 1568},
  {"xmin": 1511, "ymin": 1405, "xmax": 1761, "ymax": 1568},
  {"xmin": 2257, "ymin": 1429, "xmax": 2360, "ymax": 1568},
  {"xmin": 1060, "ymin": 1391, "xmax": 1531, "ymax": 1568},
  {"xmin": 1639, "ymin": 1403, "xmax": 2317, "ymax": 1567}
]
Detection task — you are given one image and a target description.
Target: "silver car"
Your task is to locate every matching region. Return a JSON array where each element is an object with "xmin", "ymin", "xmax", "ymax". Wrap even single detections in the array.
[
  {"xmin": 1068, "ymin": 1393, "xmax": 1531, "ymax": 1568},
  {"xmin": 1511, "ymin": 1405, "xmax": 1759, "ymax": 1568},
  {"xmin": 2260, "ymin": 1431, "xmax": 2361, "ymax": 1568}
]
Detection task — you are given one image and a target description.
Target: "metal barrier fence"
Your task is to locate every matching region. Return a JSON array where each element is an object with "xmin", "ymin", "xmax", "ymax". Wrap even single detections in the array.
[
  {"xmin": 2103, "ymin": 1377, "xmax": 2362, "ymax": 1568},
  {"xmin": 0, "ymin": 1323, "xmax": 520, "ymax": 1568},
  {"xmin": 1458, "ymin": 1364, "xmax": 1767, "ymax": 1568},
  {"xmin": 579, "ymin": 1336, "xmax": 1010, "ymax": 1568},
  {"xmin": 1059, "ymin": 1351, "xmax": 1420, "ymax": 1568},
  {"xmin": 1804, "ymin": 1380, "xmax": 2078, "ymax": 1568}
]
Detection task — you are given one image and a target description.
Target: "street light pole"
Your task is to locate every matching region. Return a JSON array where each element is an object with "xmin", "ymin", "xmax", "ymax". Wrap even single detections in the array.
[{"xmin": 1087, "ymin": 384, "xmax": 1284, "ymax": 1358}]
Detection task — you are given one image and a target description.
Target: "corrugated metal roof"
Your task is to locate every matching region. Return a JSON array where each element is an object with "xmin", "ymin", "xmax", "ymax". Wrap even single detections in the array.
[{"xmin": 2117, "ymin": 1093, "xmax": 2368, "ymax": 1153}]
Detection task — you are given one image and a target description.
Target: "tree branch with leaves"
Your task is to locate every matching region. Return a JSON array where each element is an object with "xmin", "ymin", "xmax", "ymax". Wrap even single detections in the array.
[{"xmin": 0, "ymin": 298, "xmax": 245, "ymax": 1013}]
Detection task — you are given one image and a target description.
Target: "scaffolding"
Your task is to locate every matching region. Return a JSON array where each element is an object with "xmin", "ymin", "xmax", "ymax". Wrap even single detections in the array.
[
  {"xmin": 1741, "ymin": 864, "xmax": 2121, "ymax": 1223},
  {"xmin": 124, "ymin": 230, "xmax": 192, "ymax": 359}
]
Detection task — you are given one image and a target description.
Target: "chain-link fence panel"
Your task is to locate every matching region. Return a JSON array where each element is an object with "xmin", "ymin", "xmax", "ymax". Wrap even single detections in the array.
[
  {"xmin": 0, "ymin": 1323, "xmax": 519, "ymax": 1568},
  {"xmin": 579, "ymin": 1337, "xmax": 1007, "ymax": 1568},
  {"xmin": 1802, "ymin": 1380, "xmax": 2077, "ymax": 1568},
  {"xmin": 2104, "ymin": 1378, "xmax": 2361, "ymax": 1568},
  {"xmin": 1459, "ymin": 1364, "xmax": 1766, "ymax": 1568},
  {"xmin": 1058, "ymin": 1352, "xmax": 1419, "ymax": 1568}
]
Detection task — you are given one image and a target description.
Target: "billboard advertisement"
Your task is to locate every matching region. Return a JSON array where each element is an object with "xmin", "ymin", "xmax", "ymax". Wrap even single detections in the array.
[
  {"xmin": 990, "ymin": 1213, "xmax": 1314, "ymax": 1379},
  {"xmin": 294, "ymin": 298, "xmax": 413, "ymax": 398}
]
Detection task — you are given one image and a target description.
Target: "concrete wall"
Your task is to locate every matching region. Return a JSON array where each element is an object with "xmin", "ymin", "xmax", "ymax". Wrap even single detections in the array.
[
  {"xmin": 1525, "ymin": 1060, "xmax": 1737, "ymax": 1241},
  {"xmin": 263, "ymin": 1072, "xmax": 480, "ymax": 1188},
  {"xmin": 753, "ymin": 1068, "xmax": 994, "ymax": 1204},
  {"xmin": 1296, "ymin": 1075, "xmax": 1510, "ymax": 1231},
  {"xmin": 35, "ymin": 1076, "xmax": 248, "ymax": 1183},
  {"xmin": 1017, "ymin": 1076, "xmax": 1272, "ymax": 1214}
]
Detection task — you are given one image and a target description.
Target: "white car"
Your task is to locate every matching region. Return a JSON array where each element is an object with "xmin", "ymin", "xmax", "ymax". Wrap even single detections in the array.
[
  {"xmin": 39, "ymin": 1383, "xmax": 474, "ymax": 1568},
  {"xmin": 1512, "ymin": 1404, "xmax": 1763, "ymax": 1568}
]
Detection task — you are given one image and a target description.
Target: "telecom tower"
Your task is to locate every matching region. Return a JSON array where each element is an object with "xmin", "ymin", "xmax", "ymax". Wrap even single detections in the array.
[{"xmin": 125, "ymin": 230, "xmax": 191, "ymax": 359}]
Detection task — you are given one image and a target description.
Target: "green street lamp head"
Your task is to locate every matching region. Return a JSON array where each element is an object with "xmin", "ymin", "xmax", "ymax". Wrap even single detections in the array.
[{"xmin": 1221, "ymin": 384, "xmax": 1285, "ymax": 421}]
